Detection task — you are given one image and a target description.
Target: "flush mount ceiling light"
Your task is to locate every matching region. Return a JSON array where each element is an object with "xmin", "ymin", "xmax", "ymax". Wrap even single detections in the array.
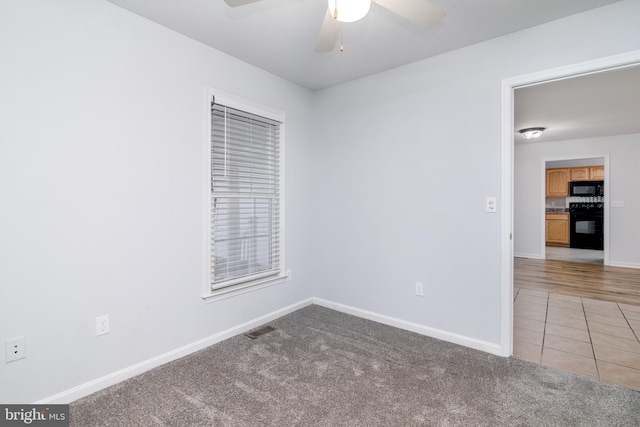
[
  {"xmin": 328, "ymin": 0, "xmax": 371, "ymax": 22},
  {"xmin": 519, "ymin": 127, "xmax": 546, "ymax": 139}
]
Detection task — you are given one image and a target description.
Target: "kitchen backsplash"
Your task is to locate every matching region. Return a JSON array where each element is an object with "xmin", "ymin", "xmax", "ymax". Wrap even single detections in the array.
[
  {"xmin": 546, "ymin": 197, "xmax": 566, "ymax": 209},
  {"xmin": 546, "ymin": 196, "xmax": 604, "ymax": 209}
]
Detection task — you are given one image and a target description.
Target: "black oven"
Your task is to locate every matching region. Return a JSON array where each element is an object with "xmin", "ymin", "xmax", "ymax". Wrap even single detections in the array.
[
  {"xmin": 570, "ymin": 181, "xmax": 604, "ymax": 197},
  {"xmin": 569, "ymin": 202, "xmax": 603, "ymax": 250}
]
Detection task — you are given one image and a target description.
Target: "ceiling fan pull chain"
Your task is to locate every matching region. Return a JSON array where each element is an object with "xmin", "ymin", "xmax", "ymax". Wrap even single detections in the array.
[
  {"xmin": 340, "ymin": 29, "xmax": 344, "ymax": 52},
  {"xmin": 334, "ymin": 0, "xmax": 338, "ymax": 20}
]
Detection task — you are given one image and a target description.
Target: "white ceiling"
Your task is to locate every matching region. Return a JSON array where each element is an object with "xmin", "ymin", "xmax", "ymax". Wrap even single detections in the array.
[
  {"xmin": 105, "ymin": 0, "xmax": 639, "ymax": 143},
  {"xmin": 514, "ymin": 65, "xmax": 640, "ymax": 144},
  {"xmin": 106, "ymin": 0, "xmax": 620, "ymax": 91}
]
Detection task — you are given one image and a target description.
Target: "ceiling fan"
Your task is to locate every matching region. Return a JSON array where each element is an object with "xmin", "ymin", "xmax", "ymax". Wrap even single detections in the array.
[{"xmin": 223, "ymin": 0, "xmax": 446, "ymax": 53}]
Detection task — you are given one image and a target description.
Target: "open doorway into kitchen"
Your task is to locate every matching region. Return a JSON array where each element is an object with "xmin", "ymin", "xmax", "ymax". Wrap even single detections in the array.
[
  {"xmin": 544, "ymin": 157, "xmax": 605, "ymax": 265},
  {"xmin": 503, "ymin": 53, "xmax": 640, "ymax": 389}
]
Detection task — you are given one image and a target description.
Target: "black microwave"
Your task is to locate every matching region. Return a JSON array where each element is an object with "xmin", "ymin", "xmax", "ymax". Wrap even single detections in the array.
[{"xmin": 570, "ymin": 181, "xmax": 604, "ymax": 197}]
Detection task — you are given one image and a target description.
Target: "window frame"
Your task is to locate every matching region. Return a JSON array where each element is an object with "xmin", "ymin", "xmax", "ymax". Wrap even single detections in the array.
[{"xmin": 202, "ymin": 88, "xmax": 287, "ymax": 302}]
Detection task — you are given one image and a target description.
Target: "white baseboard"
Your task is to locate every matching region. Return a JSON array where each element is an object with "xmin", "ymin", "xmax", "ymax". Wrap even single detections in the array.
[
  {"xmin": 514, "ymin": 252, "xmax": 543, "ymax": 259},
  {"xmin": 312, "ymin": 298, "xmax": 503, "ymax": 356},
  {"xmin": 608, "ymin": 260, "xmax": 640, "ymax": 269},
  {"xmin": 36, "ymin": 298, "xmax": 314, "ymax": 404},
  {"xmin": 37, "ymin": 296, "xmax": 505, "ymax": 404}
]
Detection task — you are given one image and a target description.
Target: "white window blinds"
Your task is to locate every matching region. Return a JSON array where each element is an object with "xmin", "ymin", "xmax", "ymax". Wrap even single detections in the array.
[{"xmin": 210, "ymin": 101, "xmax": 281, "ymax": 290}]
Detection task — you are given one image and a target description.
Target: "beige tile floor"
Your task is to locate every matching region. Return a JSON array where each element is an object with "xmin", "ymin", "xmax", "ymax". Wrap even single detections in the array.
[
  {"xmin": 545, "ymin": 246, "xmax": 604, "ymax": 264},
  {"xmin": 513, "ymin": 287, "xmax": 640, "ymax": 391}
]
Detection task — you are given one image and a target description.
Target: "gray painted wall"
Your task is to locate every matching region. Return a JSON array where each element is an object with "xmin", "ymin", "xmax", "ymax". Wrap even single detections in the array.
[
  {"xmin": 310, "ymin": 1, "xmax": 640, "ymax": 344},
  {"xmin": 0, "ymin": 0, "xmax": 315, "ymax": 403}
]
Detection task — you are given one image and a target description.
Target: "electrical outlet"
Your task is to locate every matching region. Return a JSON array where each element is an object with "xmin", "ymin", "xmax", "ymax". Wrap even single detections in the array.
[
  {"xmin": 96, "ymin": 315, "xmax": 109, "ymax": 336},
  {"xmin": 286, "ymin": 269, "xmax": 292, "ymax": 281},
  {"xmin": 485, "ymin": 197, "xmax": 497, "ymax": 213},
  {"xmin": 6, "ymin": 336, "xmax": 26, "ymax": 363},
  {"xmin": 415, "ymin": 282, "xmax": 424, "ymax": 297}
]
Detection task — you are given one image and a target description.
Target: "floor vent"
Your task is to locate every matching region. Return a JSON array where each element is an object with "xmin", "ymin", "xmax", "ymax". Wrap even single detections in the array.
[{"xmin": 244, "ymin": 326, "xmax": 276, "ymax": 339}]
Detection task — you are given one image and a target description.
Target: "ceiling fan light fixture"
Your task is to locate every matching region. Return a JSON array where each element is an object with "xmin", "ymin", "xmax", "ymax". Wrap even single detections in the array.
[
  {"xmin": 519, "ymin": 127, "xmax": 546, "ymax": 139},
  {"xmin": 328, "ymin": 0, "xmax": 371, "ymax": 23}
]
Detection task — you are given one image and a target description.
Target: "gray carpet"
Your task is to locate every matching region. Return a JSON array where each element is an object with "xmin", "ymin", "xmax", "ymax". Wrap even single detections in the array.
[{"xmin": 71, "ymin": 305, "xmax": 640, "ymax": 426}]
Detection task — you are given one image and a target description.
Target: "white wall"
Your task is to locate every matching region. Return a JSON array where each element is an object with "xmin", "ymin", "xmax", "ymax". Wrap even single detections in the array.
[
  {"xmin": 515, "ymin": 133, "xmax": 640, "ymax": 267},
  {"xmin": 0, "ymin": 0, "xmax": 315, "ymax": 403},
  {"xmin": 311, "ymin": 0, "xmax": 640, "ymax": 345}
]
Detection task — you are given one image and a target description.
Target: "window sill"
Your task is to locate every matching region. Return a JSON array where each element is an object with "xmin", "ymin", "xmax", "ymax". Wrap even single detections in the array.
[{"xmin": 203, "ymin": 272, "xmax": 290, "ymax": 303}]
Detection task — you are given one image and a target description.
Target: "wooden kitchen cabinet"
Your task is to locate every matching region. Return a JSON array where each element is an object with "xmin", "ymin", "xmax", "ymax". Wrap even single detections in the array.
[
  {"xmin": 546, "ymin": 168, "xmax": 569, "ymax": 197},
  {"xmin": 570, "ymin": 167, "xmax": 590, "ymax": 181},
  {"xmin": 546, "ymin": 213, "xmax": 570, "ymax": 247},
  {"xmin": 568, "ymin": 166, "xmax": 605, "ymax": 181},
  {"xmin": 590, "ymin": 166, "xmax": 605, "ymax": 180}
]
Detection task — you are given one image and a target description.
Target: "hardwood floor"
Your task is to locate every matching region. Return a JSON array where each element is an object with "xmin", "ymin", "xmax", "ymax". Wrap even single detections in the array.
[{"xmin": 514, "ymin": 257, "xmax": 640, "ymax": 306}]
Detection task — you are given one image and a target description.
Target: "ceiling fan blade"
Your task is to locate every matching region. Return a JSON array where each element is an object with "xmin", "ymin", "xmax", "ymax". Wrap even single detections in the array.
[
  {"xmin": 375, "ymin": 0, "xmax": 445, "ymax": 28},
  {"xmin": 315, "ymin": 10, "xmax": 343, "ymax": 53},
  {"xmin": 224, "ymin": 0, "xmax": 264, "ymax": 7}
]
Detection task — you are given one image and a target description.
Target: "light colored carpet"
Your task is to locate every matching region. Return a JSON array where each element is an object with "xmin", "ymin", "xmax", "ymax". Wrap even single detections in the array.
[{"xmin": 71, "ymin": 305, "xmax": 640, "ymax": 426}]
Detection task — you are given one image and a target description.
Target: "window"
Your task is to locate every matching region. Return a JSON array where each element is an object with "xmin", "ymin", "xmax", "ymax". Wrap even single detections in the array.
[{"xmin": 203, "ymin": 90, "xmax": 286, "ymax": 300}]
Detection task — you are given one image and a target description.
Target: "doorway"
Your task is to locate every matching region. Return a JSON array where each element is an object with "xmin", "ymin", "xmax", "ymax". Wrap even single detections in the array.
[
  {"xmin": 502, "ymin": 51, "xmax": 640, "ymax": 390},
  {"xmin": 499, "ymin": 50, "xmax": 640, "ymax": 356},
  {"xmin": 544, "ymin": 158, "xmax": 605, "ymax": 265}
]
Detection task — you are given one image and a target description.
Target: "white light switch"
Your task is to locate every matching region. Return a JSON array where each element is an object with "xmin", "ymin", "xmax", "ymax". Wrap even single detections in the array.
[
  {"xmin": 611, "ymin": 200, "xmax": 624, "ymax": 207},
  {"xmin": 486, "ymin": 197, "xmax": 497, "ymax": 213}
]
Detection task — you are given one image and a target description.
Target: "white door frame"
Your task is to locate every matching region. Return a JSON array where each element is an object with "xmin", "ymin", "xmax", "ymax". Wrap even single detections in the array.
[{"xmin": 499, "ymin": 49, "xmax": 640, "ymax": 357}]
